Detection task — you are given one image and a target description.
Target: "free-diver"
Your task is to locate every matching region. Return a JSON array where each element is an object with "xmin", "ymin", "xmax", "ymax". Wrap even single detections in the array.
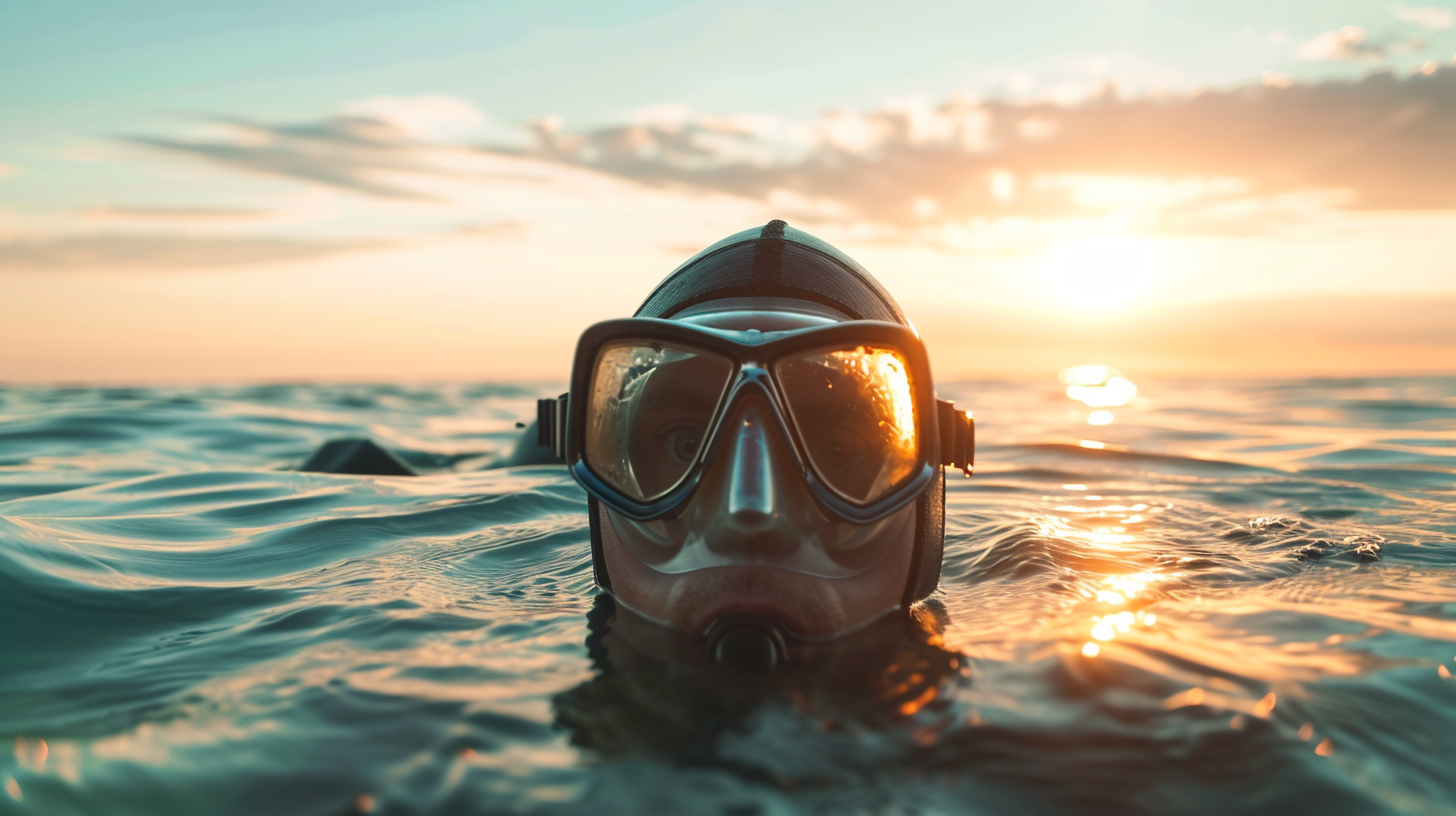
[{"xmin": 536, "ymin": 219, "xmax": 974, "ymax": 672}]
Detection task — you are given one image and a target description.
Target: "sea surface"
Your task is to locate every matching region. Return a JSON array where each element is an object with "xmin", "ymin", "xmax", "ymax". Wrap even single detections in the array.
[{"xmin": 1, "ymin": 377, "xmax": 1454, "ymax": 816}]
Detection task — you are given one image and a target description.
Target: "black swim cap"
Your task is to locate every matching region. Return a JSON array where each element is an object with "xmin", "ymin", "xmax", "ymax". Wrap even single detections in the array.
[
  {"xmin": 588, "ymin": 219, "xmax": 945, "ymax": 606},
  {"xmin": 635, "ymin": 220, "xmax": 908, "ymax": 325}
]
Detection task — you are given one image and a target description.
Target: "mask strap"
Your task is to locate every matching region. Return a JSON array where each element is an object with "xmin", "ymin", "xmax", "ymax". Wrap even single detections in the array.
[
  {"xmin": 537, "ymin": 393, "xmax": 569, "ymax": 460},
  {"xmin": 936, "ymin": 400, "xmax": 975, "ymax": 476}
]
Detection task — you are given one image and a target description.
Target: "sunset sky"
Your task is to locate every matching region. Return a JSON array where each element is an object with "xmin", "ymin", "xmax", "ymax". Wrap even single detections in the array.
[{"xmin": 3, "ymin": 0, "xmax": 1455, "ymax": 383}]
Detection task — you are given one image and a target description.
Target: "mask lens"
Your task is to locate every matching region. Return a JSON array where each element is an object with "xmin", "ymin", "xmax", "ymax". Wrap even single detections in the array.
[
  {"xmin": 585, "ymin": 341, "xmax": 734, "ymax": 501},
  {"xmin": 776, "ymin": 345, "xmax": 920, "ymax": 504}
]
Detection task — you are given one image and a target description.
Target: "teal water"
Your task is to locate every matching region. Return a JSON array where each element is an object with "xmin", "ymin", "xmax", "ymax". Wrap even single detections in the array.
[{"xmin": 1, "ymin": 378, "xmax": 1454, "ymax": 815}]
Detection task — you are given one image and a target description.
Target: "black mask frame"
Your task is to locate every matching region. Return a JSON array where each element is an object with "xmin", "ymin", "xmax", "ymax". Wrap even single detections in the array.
[{"xmin": 539, "ymin": 317, "xmax": 974, "ymax": 527}]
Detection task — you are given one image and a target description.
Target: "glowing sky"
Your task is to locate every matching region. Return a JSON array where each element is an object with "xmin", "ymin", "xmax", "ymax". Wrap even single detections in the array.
[{"xmin": 3, "ymin": 0, "xmax": 1455, "ymax": 382}]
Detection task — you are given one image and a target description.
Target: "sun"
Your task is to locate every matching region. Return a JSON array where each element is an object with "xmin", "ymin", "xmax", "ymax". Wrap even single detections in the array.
[{"xmin": 1038, "ymin": 237, "xmax": 1161, "ymax": 311}]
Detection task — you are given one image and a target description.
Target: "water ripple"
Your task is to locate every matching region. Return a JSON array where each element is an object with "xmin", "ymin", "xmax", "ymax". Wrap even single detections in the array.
[{"xmin": 0, "ymin": 378, "xmax": 1453, "ymax": 815}]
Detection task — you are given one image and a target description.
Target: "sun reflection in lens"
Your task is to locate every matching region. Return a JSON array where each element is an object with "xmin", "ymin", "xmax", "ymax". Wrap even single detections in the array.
[{"xmin": 827, "ymin": 346, "xmax": 917, "ymax": 453}]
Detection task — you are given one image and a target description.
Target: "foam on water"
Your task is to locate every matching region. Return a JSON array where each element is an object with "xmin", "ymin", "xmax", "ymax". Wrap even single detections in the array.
[{"xmin": 1, "ymin": 378, "xmax": 1454, "ymax": 815}]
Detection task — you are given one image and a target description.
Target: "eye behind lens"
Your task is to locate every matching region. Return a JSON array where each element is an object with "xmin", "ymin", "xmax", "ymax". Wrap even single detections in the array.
[
  {"xmin": 810, "ymin": 429, "xmax": 867, "ymax": 472},
  {"xmin": 586, "ymin": 341, "xmax": 735, "ymax": 503},
  {"xmin": 775, "ymin": 345, "xmax": 920, "ymax": 505},
  {"xmin": 661, "ymin": 425, "xmax": 704, "ymax": 466}
]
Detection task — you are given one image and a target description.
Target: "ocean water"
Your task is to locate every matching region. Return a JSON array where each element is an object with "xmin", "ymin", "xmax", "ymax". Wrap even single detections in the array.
[{"xmin": 1, "ymin": 377, "xmax": 1454, "ymax": 816}]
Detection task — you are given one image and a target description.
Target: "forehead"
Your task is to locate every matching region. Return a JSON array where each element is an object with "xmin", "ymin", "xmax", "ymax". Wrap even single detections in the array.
[{"xmin": 672, "ymin": 297, "xmax": 849, "ymax": 333}]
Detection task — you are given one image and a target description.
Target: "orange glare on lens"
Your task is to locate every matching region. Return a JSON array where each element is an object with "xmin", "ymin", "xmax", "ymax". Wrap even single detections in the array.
[{"xmin": 778, "ymin": 345, "xmax": 919, "ymax": 504}]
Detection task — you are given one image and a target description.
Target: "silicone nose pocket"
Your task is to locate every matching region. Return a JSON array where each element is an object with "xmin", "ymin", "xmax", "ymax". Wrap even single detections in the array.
[{"xmin": 726, "ymin": 417, "xmax": 776, "ymax": 530}]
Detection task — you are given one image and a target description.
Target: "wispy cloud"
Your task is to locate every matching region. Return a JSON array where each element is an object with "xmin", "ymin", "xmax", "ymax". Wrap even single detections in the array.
[
  {"xmin": 339, "ymin": 93, "xmax": 494, "ymax": 142},
  {"xmin": 124, "ymin": 107, "xmax": 541, "ymax": 204},
  {"xmin": 80, "ymin": 205, "xmax": 276, "ymax": 221},
  {"xmin": 1297, "ymin": 26, "xmax": 1425, "ymax": 61},
  {"xmin": 0, "ymin": 234, "xmax": 384, "ymax": 272},
  {"xmin": 107, "ymin": 73, "xmax": 1456, "ymax": 244},
  {"xmin": 126, "ymin": 116, "xmax": 447, "ymax": 200},
  {"xmin": 503, "ymin": 70, "xmax": 1456, "ymax": 226},
  {"xmin": 1396, "ymin": 5, "xmax": 1455, "ymax": 31},
  {"xmin": 449, "ymin": 219, "xmax": 528, "ymax": 238}
]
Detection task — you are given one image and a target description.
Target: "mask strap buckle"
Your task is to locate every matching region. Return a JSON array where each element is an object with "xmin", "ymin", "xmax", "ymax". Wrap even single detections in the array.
[
  {"xmin": 537, "ymin": 393, "xmax": 569, "ymax": 459},
  {"xmin": 936, "ymin": 399, "xmax": 974, "ymax": 477}
]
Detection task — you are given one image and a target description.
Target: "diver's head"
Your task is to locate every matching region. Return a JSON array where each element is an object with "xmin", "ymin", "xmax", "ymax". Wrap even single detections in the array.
[{"xmin": 543, "ymin": 220, "xmax": 973, "ymax": 652}]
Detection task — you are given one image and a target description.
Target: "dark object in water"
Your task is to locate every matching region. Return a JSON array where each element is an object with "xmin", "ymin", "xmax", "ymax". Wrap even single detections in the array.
[
  {"xmin": 300, "ymin": 438, "xmax": 416, "ymax": 476},
  {"xmin": 499, "ymin": 420, "xmax": 565, "ymax": 467}
]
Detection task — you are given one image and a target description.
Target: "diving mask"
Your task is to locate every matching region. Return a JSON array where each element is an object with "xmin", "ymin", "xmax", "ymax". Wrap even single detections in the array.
[{"xmin": 538, "ymin": 309, "xmax": 973, "ymax": 579}]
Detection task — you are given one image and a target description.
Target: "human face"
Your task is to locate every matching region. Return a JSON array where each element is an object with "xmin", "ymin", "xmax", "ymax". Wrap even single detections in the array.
[{"xmin": 597, "ymin": 306, "xmax": 921, "ymax": 638}]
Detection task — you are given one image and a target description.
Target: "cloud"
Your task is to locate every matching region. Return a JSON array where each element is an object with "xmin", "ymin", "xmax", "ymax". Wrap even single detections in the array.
[
  {"xmin": 126, "ymin": 115, "xmax": 448, "ymax": 200},
  {"xmin": 1298, "ymin": 26, "xmax": 1382, "ymax": 61},
  {"xmin": 1297, "ymin": 26, "xmax": 1424, "ymax": 61},
  {"xmin": 1397, "ymin": 5, "xmax": 1455, "ymax": 30},
  {"xmin": 499, "ymin": 69, "xmax": 1456, "ymax": 227},
  {"xmin": 81, "ymin": 205, "xmax": 275, "ymax": 221},
  {"xmin": 0, "ymin": 234, "xmax": 384, "ymax": 272},
  {"xmin": 0, "ymin": 162, "xmax": 18, "ymax": 178},
  {"xmin": 339, "ymin": 94, "xmax": 489, "ymax": 142},
  {"xmin": 450, "ymin": 219, "xmax": 528, "ymax": 238},
  {"xmin": 120, "ymin": 71, "xmax": 1456, "ymax": 235},
  {"xmin": 124, "ymin": 99, "xmax": 535, "ymax": 202}
]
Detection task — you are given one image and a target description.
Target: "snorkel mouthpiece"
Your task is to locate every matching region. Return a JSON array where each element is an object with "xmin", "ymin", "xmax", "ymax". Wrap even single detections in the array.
[{"xmin": 704, "ymin": 613, "xmax": 791, "ymax": 673}]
